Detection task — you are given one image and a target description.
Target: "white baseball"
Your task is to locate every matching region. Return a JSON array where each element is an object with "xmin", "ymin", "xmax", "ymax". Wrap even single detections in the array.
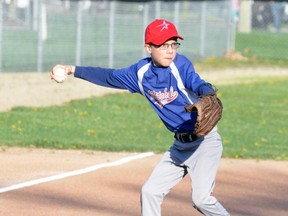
[{"xmin": 53, "ymin": 67, "xmax": 67, "ymax": 83}]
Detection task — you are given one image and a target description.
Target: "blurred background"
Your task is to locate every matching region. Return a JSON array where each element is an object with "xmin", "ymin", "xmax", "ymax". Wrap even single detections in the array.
[{"xmin": 0, "ymin": 0, "xmax": 287, "ymax": 72}]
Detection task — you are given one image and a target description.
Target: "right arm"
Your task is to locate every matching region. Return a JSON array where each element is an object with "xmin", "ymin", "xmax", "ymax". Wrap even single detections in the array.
[{"xmin": 51, "ymin": 64, "xmax": 126, "ymax": 89}]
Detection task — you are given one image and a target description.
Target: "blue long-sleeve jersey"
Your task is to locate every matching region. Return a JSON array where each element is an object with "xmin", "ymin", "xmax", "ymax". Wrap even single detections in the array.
[{"xmin": 74, "ymin": 53, "xmax": 214, "ymax": 133}]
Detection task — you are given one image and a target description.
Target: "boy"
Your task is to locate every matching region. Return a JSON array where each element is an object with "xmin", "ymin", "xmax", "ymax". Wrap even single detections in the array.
[{"xmin": 51, "ymin": 19, "xmax": 229, "ymax": 216}]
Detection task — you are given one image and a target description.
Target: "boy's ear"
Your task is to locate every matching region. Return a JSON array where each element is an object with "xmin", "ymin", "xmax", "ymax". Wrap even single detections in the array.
[{"xmin": 145, "ymin": 44, "xmax": 152, "ymax": 54}]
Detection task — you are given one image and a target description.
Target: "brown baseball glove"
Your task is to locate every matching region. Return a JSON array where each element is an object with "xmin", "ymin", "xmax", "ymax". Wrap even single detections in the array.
[{"xmin": 184, "ymin": 93, "xmax": 223, "ymax": 137}]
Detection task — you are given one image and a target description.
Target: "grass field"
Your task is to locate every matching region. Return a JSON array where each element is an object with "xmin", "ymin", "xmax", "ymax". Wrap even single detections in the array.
[
  {"xmin": 235, "ymin": 30, "xmax": 288, "ymax": 61},
  {"xmin": 0, "ymin": 76, "xmax": 287, "ymax": 160}
]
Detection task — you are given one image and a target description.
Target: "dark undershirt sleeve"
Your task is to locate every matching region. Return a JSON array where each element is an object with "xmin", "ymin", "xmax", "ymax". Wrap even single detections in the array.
[
  {"xmin": 74, "ymin": 66, "xmax": 126, "ymax": 89},
  {"xmin": 195, "ymin": 83, "xmax": 215, "ymax": 96}
]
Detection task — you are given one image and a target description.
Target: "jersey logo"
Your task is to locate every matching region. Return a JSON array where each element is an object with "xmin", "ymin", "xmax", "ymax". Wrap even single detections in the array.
[
  {"xmin": 148, "ymin": 86, "xmax": 178, "ymax": 108},
  {"xmin": 156, "ymin": 20, "xmax": 170, "ymax": 32}
]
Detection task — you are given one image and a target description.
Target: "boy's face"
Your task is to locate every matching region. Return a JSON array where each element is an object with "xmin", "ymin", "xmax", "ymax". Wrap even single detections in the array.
[{"xmin": 145, "ymin": 39, "xmax": 179, "ymax": 68}]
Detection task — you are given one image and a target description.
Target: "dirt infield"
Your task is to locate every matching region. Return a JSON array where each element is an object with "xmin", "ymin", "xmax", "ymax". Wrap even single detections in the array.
[
  {"xmin": 0, "ymin": 148, "xmax": 288, "ymax": 216},
  {"xmin": 1, "ymin": 68, "xmax": 288, "ymax": 215}
]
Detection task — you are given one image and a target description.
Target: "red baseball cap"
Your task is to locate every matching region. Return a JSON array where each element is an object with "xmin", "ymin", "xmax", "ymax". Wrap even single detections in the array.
[{"xmin": 145, "ymin": 19, "xmax": 184, "ymax": 45}]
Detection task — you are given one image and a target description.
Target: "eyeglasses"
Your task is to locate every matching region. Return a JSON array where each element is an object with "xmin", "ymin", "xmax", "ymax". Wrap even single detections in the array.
[{"xmin": 151, "ymin": 42, "xmax": 181, "ymax": 50}]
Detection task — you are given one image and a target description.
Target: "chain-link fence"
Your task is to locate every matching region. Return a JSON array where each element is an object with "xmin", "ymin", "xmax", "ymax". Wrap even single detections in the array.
[
  {"xmin": 233, "ymin": 0, "xmax": 288, "ymax": 62},
  {"xmin": 250, "ymin": 0, "xmax": 287, "ymax": 32},
  {"xmin": 0, "ymin": 0, "xmax": 287, "ymax": 72},
  {"xmin": 0, "ymin": 0, "xmax": 235, "ymax": 72}
]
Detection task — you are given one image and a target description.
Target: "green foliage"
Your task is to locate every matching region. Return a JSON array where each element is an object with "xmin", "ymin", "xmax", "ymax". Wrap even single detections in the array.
[{"xmin": 0, "ymin": 78, "xmax": 287, "ymax": 160}]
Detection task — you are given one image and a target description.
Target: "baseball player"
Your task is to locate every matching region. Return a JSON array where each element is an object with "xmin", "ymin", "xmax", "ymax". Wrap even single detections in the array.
[{"xmin": 51, "ymin": 19, "xmax": 229, "ymax": 216}]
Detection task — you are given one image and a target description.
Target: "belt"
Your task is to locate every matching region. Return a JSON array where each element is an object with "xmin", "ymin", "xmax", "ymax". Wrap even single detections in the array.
[{"xmin": 174, "ymin": 131, "xmax": 198, "ymax": 143}]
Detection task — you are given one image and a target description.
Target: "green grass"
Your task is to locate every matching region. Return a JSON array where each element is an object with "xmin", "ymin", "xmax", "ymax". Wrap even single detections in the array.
[
  {"xmin": 0, "ymin": 77, "xmax": 287, "ymax": 160},
  {"xmin": 235, "ymin": 30, "xmax": 288, "ymax": 61},
  {"xmin": 195, "ymin": 30, "xmax": 288, "ymax": 70},
  {"xmin": 218, "ymin": 78, "xmax": 288, "ymax": 160},
  {"xmin": 0, "ymin": 94, "xmax": 171, "ymax": 153}
]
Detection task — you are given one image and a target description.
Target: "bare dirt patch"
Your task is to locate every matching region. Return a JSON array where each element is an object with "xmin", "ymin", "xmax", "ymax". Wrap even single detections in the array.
[
  {"xmin": 0, "ymin": 72, "xmax": 124, "ymax": 112},
  {"xmin": 1, "ymin": 67, "xmax": 287, "ymax": 112},
  {"xmin": 0, "ymin": 149, "xmax": 288, "ymax": 216}
]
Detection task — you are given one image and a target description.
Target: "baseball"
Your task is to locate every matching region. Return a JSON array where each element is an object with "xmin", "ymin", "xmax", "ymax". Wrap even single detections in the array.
[{"xmin": 53, "ymin": 67, "xmax": 67, "ymax": 83}]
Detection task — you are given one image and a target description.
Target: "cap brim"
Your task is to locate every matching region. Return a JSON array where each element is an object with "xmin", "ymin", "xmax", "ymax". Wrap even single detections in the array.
[{"xmin": 152, "ymin": 35, "xmax": 184, "ymax": 45}]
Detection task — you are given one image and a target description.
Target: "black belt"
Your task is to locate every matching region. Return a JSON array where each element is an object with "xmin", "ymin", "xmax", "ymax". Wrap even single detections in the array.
[{"xmin": 174, "ymin": 131, "xmax": 198, "ymax": 143}]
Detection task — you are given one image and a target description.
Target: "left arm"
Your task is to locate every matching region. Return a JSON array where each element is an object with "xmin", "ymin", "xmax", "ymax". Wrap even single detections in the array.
[
  {"xmin": 195, "ymin": 83, "xmax": 215, "ymax": 96},
  {"xmin": 175, "ymin": 54, "xmax": 215, "ymax": 96}
]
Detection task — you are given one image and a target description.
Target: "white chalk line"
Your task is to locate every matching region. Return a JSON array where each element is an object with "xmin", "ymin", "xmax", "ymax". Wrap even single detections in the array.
[{"xmin": 0, "ymin": 152, "xmax": 154, "ymax": 194}]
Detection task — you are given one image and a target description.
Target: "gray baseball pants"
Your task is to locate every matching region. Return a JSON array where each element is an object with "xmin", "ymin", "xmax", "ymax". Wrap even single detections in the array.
[{"xmin": 141, "ymin": 130, "xmax": 230, "ymax": 216}]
